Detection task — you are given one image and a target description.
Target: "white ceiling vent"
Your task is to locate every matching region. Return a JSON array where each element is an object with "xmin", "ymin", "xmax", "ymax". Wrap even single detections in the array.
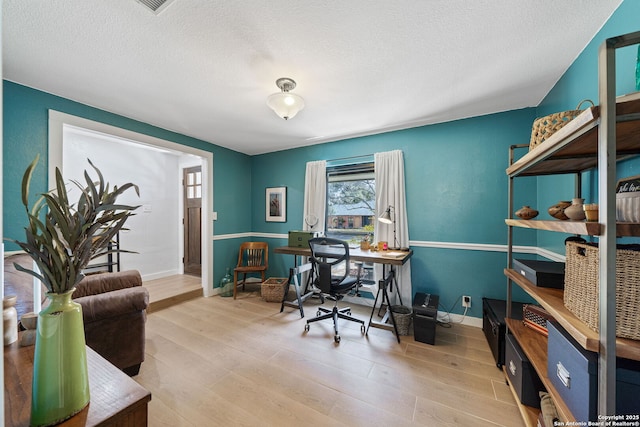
[{"xmin": 135, "ymin": 0, "xmax": 176, "ymax": 14}]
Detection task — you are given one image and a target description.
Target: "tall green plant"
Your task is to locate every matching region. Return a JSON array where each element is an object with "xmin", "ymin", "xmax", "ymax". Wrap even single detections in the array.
[{"xmin": 10, "ymin": 156, "xmax": 140, "ymax": 294}]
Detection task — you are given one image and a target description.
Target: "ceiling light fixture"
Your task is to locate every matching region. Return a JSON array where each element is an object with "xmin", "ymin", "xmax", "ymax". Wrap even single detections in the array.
[{"xmin": 267, "ymin": 77, "xmax": 305, "ymax": 120}]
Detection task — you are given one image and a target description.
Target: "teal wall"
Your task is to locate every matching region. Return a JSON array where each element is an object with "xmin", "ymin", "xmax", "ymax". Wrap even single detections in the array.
[
  {"xmin": 534, "ymin": 0, "xmax": 640, "ymax": 253},
  {"xmin": 2, "ymin": 81, "xmax": 252, "ymax": 289},
  {"xmin": 252, "ymin": 109, "xmax": 538, "ymax": 315}
]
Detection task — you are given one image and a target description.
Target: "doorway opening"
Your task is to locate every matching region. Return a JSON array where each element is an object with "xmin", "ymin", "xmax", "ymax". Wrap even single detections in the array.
[{"xmin": 47, "ymin": 110, "xmax": 214, "ymax": 297}]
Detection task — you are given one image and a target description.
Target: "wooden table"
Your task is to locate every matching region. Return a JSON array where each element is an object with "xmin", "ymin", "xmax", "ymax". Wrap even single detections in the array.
[
  {"xmin": 274, "ymin": 245, "xmax": 412, "ymax": 267},
  {"xmin": 275, "ymin": 245, "xmax": 413, "ymax": 342},
  {"xmin": 4, "ymin": 339, "xmax": 151, "ymax": 426}
]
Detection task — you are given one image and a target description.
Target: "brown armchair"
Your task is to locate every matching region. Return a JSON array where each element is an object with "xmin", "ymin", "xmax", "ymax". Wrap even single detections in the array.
[{"xmin": 4, "ymin": 253, "xmax": 149, "ymax": 376}]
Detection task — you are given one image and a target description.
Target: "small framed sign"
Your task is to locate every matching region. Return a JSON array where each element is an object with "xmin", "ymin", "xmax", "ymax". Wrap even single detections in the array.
[
  {"xmin": 266, "ymin": 187, "xmax": 286, "ymax": 222},
  {"xmin": 616, "ymin": 174, "xmax": 640, "ymax": 193}
]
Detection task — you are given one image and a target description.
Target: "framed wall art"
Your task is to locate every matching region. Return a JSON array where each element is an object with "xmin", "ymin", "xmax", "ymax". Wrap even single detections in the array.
[{"xmin": 266, "ymin": 186, "xmax": 286, "ymax": 222}]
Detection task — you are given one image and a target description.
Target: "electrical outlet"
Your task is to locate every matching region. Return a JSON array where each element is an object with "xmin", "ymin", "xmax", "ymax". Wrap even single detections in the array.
[{"xmin": 462, "ymin": 295, "xmax": 471, "ymax": 308}]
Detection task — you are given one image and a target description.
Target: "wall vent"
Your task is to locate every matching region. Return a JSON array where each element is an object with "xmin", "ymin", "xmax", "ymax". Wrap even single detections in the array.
[{"xmin": 135, "ymin": 0, "xmax": 176, "ymax": 14}]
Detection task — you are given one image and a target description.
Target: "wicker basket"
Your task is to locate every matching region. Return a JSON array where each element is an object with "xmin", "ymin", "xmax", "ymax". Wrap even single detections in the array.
[
  {"xmin": 564, "ymin": 241, "xmax": 640, "ymax": 340},
  {"xmin": 390, "ymin": 305, "xmax": 412, "ymax": 336},
  {"xmin": 261, "ymin": 278, "xmax": 288, "ymax": 302},
  {"xmin": 529, "ymin": 100, "xmax": 594, "ymax": 151}
]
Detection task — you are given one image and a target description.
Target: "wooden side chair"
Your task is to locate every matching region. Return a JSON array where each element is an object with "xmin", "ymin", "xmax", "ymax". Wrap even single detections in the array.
[{"xmin": 233, "ymin": 242, "xmax": 268, "ymax": 299}]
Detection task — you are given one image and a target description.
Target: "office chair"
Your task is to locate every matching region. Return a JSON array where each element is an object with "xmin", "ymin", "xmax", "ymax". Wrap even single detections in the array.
[
  {"xmin": 233, "ymin": 242, "xmax": 268, "ymax": 299},
  {"xmin": 304, "ymin": 237, "xmax": 366, "ymax": 343}
]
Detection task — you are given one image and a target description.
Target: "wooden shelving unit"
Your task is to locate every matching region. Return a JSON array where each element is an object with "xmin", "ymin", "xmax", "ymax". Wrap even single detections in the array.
[
  {"xmin": 505, "ymin": 269, "xmax": 640, "ymax": 361},
  {"xmin": 506, "ymin": 92, "xmax": 640, "ymax": 178},
  {"xmin": 505, "ymin": 218, "xmax": 640, "ymax": 237},
  {"xmin": 504, "ymin": 31, "xmax": 640, "ymax": 423}
]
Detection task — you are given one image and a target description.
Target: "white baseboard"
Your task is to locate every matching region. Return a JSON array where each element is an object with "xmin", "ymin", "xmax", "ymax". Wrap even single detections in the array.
[
  {"xmin": 342, "ymin": 297, "xmax": 483, "ymax": 329},
  {"xmin": 141, "ymin": 269, "xmax": 180, "ymax": 282},
  {"xmin": 439, "ymin": 312, "xmax": 483, "ymax": 328}
]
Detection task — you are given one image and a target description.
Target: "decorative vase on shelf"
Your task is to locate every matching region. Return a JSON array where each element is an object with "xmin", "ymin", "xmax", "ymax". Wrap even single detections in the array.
[
  {"xmin": 548, "ymin": 200, "xmax": 571, "ymax": 220},
  {"xmin": 515, "ymin": 206, "xmax": 539, "ymax": 220},
  {"xmin": 583, "ymin": 203, "xmax": 599, "ymax": 222},
  {"xmin": 564, "ymin": 198, "xmax": 586, "ymax": 220},
  {"xmin": 31, "ymin": 290, "xmax": 90, "ymax": 426},
  {"xmin": 3, "ymin": 295, "xmax": 18, "ymax": 346},
  {"xmin": 220, "ymin": 268, "xmax": 234, "ymax": 297}
]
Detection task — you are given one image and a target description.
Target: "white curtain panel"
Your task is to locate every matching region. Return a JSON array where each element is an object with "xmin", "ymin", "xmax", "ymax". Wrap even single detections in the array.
[
  {"xmin": 303, "ymin": 160, "xmax": 326, "ymax": 233},
  {"xmin": 375, "ymin": 150, "xmax": 412, "ymax": 306}
]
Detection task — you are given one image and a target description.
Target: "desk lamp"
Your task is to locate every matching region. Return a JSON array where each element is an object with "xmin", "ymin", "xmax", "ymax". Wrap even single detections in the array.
[{"xmin": 378, "ymin": 205, "xmax": 400, "ymax": 250}]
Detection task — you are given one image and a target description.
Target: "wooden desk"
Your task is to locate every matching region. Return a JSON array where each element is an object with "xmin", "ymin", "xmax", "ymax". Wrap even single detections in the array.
[
  {"xmin": 274, "ymin": 245, "xmax": 412, "ymax": 267},
  {"xmin": 4, "ymin": 340, "xmax": 151, "ymax": 426},
  {"xmin": 275, "ymin": 246, "xmax": 413, "ymax": 342}
]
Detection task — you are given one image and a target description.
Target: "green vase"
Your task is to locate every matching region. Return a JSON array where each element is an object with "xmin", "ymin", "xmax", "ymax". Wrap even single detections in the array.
[
  {"xmin": 31, "ymin": 289, "xmax": 90, "ymax": 426},
  {"xmin": 220, "ymin": 268, "xmax": 234, "ymax": 297}
]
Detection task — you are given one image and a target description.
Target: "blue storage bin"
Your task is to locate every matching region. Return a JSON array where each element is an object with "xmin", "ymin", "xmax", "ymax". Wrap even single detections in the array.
[
  {"xmin": 547, "ymin": 321, "xmax": 597, "ymax": 421},
  {"xmin": 547, "ymin": 321, "xmax": 640, "ymax": 421}
]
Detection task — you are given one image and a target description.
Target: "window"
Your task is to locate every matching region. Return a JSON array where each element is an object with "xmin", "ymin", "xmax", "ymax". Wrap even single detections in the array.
[
  {"xmin": 325, "ymin": 162, "xmax": 375, "ymax": 243},
  {"xmin": 326, "ymin": 161, "xmax": 375, "ymax": 285}
]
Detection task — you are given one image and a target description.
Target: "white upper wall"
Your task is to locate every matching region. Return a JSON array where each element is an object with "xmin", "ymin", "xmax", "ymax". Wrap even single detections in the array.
[{"xmin": 63, "ymin": 125, "xmax": 195, "ymax": 279}]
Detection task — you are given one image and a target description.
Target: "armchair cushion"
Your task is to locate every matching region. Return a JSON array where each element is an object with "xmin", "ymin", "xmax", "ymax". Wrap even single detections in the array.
[
  {"xmin": 75, "ymin": 286, "xmax": 148, "ymax": 323},
  {"xmin": 74, "ymin": 270, "xmax": 143, "ymax": 298}
]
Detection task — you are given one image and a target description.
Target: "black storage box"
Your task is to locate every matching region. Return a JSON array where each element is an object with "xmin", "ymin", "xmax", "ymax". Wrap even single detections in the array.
[
  {"xmin": 505, "ymin": 334, "xmax": 545, "ymax": 408},
  {"xmin": 512, "ymin": 259, "xmax": 565, "ymax": 289},
  {"xmin": 413, "ymin": 292, "xmax": 439, "ymax": 345},
  {"xmin": 547, "ymin": 321, "xmax": 640, "ymax": 421},
  {"xmin": 482, "ymin": 298, "xmax": 525, "ymax": 368}
]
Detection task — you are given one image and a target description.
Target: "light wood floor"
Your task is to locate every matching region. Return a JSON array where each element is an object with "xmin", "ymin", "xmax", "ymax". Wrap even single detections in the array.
[
  {"xmin": 134, "ymin": 290, "xmax": 525, "ymax": 426},
  {"xmin": 143, "ymin": 274, "xmax": 203, "ymax": 313}
]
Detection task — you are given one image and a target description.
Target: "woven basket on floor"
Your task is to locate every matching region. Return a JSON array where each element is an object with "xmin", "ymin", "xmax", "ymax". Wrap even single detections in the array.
[
  {"xmin": 260, "ymin": 278, "xmax": 288, "ymax": 302},
  {"xmin": 529, "ymin": 100, "xmax": 594, "ymax": 151},
  {"xmin": 390, "ymin": 305, "xmax": 412, "ymax": 336},
  {"xmin": 564, "ymin": 241, "xmax": 640, "ymax": 340}
]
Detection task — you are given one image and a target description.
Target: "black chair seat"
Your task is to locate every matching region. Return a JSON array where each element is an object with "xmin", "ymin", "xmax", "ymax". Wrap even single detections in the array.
[{"xmin": 330, "ymin": 277, "xmax": 358, "ymax": 294}]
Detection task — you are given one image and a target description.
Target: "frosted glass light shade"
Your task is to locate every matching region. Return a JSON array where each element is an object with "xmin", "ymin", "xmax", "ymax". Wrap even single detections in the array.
[{"xmin": 267, "ymin": 92, "xmax": 305, "ymax": 120}]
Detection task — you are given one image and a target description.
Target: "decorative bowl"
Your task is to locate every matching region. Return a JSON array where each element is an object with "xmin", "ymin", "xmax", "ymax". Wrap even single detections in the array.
[
  {"xmin": 515, "ymin": 206, "xmax": 539, "ymax": 220},
  {"xmin": 548, "ymin": 201, "xmax": 571, "ymax": 220}
]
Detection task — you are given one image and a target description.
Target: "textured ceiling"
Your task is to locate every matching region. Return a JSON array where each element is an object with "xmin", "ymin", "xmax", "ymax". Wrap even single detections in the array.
[{"xmin": 3, "ymin": 0, "xmax": 622, "ymax": 155}]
